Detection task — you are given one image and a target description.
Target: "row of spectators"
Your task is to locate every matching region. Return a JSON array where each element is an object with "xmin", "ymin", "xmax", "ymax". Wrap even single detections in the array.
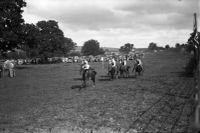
[{"xmin": 0, "ymin": 52, "xmax": 144, "ymax": 65}]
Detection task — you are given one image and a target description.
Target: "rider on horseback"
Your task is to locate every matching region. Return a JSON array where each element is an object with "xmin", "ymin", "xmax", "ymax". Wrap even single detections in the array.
[
  {"xmin": 81, "ymin": 59, "xmax": 96, "ymax": 87},
  {"xmin": 120, "ymin": 58, "xmax": 127, "ymax": 66},
  {"xmin": 134, "ymin": 56, "xmax": 143, "ymax": 73},
  {"xmin": 136, "ymin": 57, "xmax": 142, "ymax": 68},
  {"xmin": 82, "ymin": 59, "xmax": 90, "ymax": 79},
  {"xmin": 111, "ymin": 58, "xmax": 116, "ymax": 68}
]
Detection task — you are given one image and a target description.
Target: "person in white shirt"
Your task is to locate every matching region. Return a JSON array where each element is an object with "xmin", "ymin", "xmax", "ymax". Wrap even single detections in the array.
[
  {"xmin": 3, "ymin": 60, "xmax": 15, "ymax": 77},
  {"xmin": 81, "ymin": 59, "xmax": 90, "ymax": 79},
  {"xmin": 135, "ymin": 57, "xmax": 143, "ymax": 72},
  {"xmin": 136, "ymin": 58, "xmax": 142, "ymax": 66},
  {"xmin": 82, "ymin": 59, "xmax": 90, "ymax": 70},
  {"xmin": 111, "ymin": 58, "xmax": 116, "ymax": 68}
]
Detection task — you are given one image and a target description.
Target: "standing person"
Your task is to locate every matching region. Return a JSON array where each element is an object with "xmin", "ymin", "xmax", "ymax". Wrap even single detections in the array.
[{"xmin": 4, "ymin": 60, "xmax": 15, "ymax": 77}]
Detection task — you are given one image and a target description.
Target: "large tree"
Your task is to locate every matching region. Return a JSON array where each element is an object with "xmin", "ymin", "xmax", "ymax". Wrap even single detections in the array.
[
  {"xmin": 119, "ymin": 43, "xmax": 134, "ymax": 54},
  {"xmin": 36, "ymin": 20, "xmax": 67, "ymax": 59},
  {"xmin": 0, "ymin": 0, "xmax": 26, "ymax": 53},
  {"xmin": 20, "ymin": 23, "xmax": 40, "ymax": 57},
  {"xmin": 165, "ymin": 44, "xmax": 170, "ymax": 49},
  {"xmin": 175, "ymin": 43, "xmax": 180, "ymax": 48},
  {"xmin": 81, "ymin": 39, "xmax": 104, "ymax": 56},
  {"xmin": 148, "ymin": 42, "xmax": 157, "ymax": 50},
  {"xmin": 62, "ymin": 37, "xmax": 77, "ymax": 56}
]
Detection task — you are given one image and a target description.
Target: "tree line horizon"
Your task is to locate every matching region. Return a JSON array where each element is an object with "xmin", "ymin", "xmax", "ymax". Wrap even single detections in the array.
[{"xmin": 0, "ymin": 0, "xmax": 194, "ymax": 60}]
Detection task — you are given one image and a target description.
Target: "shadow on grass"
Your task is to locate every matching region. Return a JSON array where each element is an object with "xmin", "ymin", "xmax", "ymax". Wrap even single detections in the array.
[
  {"xmin": 71, "ymin": 84, "xmax": 95, "ymax": 90},
  {"xmin": 171, "ymin": 71, "xmax": 193, "ymax": 77},
  {"xmin": 15, "ymin": 66, "xmax": 32, "ymax": 70},
  {"xmin": 123, "ymin": 75, "xmax": 137, "ymax": 79},
  {"xmin": 73, "ymin": 77, "xmax": 82, "ymax": 81},
  {"xmin": 99, "ymin": 75, "xmax": 110, "ymax": 78},
  {"xmin": 114, "ymin": 75, "xmax": 137, "ymax": 79},
  {"xmin": 71, "ymin": 84, "xmax": 83, "ymax": 91},
  {"xmin": 98, "ymin": 78, "xmax": 111, "ymax": 81},
  {"xmin": 98, "ymin": 75, "xmax": 137, "ymax": 81}
]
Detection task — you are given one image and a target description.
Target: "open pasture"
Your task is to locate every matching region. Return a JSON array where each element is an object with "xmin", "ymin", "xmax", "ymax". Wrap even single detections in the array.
[{"xmin": 0, "ymin": 50, "xmax": 195, "ymax": 133}]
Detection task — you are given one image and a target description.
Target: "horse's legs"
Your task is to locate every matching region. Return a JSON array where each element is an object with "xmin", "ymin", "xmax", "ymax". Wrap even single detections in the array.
[
  {"xmin": 111, "ymin": 73, "xmax": 114, "ymax": 79},
  {"xmin": 116, "ymin": 71, "xmax": 119, "ymax": 79},
  {"xmin": 2, "ymin": 68, "xmax": 5, "ymax": 77},
  {"xmin": 13, "ymin": 69, "xmax": 16, "ymax": 77},
  {"xmin": 82, "ymin": 80, "xmax": 86, "ymax": 88},
  {"xmin": 91, "ymin": 76, "xmax": 95, "ymax": 86},
  {"xmin": 135, "ymin": 70, "xmax": 137, "ymax": 77},
  {"xmin": 9, "ymin": 68, "xmax": 14, "ymax": 77}
]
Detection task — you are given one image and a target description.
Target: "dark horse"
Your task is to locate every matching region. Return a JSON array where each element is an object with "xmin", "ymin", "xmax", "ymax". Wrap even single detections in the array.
[
  {"xmin": 132, "ymin": 64, "xmax": 143, "ymax": 77},
  {"xmin": 119, "ymin": 65, "xmax": 130, "ymax": 78},
  {"xmin": 108, "ymin": 65, "xmax": 119, "ymax": 79},
  {"xmin": 82, "ymin": 68, "xmax": 97, "ymax": 87}
]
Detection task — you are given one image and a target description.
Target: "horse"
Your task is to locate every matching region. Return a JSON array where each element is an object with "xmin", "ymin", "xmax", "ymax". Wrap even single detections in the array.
[
  {"xmin": 82, "ymin": 68, "xmax": 97, "ymax": 87},
  {"xmin": 108, "ymin": 64, "xmax": 119, "ymax": 79},
  {"xmin": 0, "ymin": 60, "xmax": 15, "ymax": 78},
  {"xmin": 132, "ymin": 63, "xmax": 143, "ymax": 77},
  {"xmin": 119, "ymin": 65, "xmax": 130, "ymax": 78}
]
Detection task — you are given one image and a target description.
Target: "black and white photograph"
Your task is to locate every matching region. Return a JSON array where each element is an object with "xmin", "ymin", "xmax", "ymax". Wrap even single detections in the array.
[{"xmin": 0, "ymin": 0, "xmax": 200, "ymax": 132}]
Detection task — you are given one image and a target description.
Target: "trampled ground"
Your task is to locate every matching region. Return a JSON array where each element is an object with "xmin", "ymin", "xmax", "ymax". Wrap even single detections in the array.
[{"xmin": 0, "ymin": 50, "xmax": 196, "ymax": 133}]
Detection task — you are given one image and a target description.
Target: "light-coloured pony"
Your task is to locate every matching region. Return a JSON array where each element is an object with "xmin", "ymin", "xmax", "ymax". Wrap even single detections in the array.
[{"xmin": 0, "ymin": 60, "xmax": 15, "ymax": 78}]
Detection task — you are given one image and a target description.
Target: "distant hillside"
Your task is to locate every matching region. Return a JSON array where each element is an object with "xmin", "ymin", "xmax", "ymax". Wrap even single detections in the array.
[
  {"xmin": 102, "ymin": 47, "xmax": 119, "ymax": 52},
  {"xmin": 74, "ymin": 46, "xmax": 119, "ymax": 52},
  {"xmin": 74, "ymin": 46, "xmax": 147, "ymax": 52},
  {"xmin": 135, "ymin": 48, "xmax": 148, "ymax": 51}
]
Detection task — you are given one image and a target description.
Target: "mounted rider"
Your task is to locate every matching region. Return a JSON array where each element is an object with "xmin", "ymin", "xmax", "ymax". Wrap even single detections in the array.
[
  {"xmin": 134, "ymin": 56, "xmax": 143, "ymax": 71},
  {"xmin": 135, "ymin": 57, "xmax": 142, "ymax": 67},
  {"xmin": 81, "ymin": 59, "xmax": 90, "ymax": 79},
  {"xmin": 120, "ymin": 58, "xmax": 127, "ymax": 66},
  {"xmin": 111, "ymin": 58, "xmax": 116, "ymax": 68}
]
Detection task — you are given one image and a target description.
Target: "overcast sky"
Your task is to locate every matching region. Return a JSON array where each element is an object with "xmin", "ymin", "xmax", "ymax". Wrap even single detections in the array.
[{"xmin": 22, "ymin": 0, "xmax": 200, "ymax": 48}]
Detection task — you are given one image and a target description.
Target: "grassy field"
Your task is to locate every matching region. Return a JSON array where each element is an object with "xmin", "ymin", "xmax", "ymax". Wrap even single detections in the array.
[{"xmin": 0, "ymin": 50, "xmax": 196, "ymax": 133}]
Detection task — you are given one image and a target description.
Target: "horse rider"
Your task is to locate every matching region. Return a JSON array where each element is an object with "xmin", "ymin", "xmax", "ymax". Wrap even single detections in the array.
[
  {"xmin": 82, "ymin": 59, "xmax": 90, "ymax": 79},
  {"xmin": 120, "ymin": 58, "xmax": 127, "ymax": 66},
  {"xmin": 111, "ymin": 58, "xmax": 116, "ymax": 68},
  {"xmin": 135, "ymin": 57, "xmax": 143, "ymax": 70}
]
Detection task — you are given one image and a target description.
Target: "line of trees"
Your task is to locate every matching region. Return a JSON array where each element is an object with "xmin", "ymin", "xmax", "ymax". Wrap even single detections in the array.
[
  {"xmin": 147, "ymin": 42, "xmax": 195, "ymax": 52},
  {"xmin": 0, "ymin": 0, "xmax": 78, "ymax": 61},
  {"xmin": 2, "ymin": 0, "xmax": 198, "ymax": 61},
  {"xmin": 0, "ymin": 0, "xmax": 107, "ymax": 61}
]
